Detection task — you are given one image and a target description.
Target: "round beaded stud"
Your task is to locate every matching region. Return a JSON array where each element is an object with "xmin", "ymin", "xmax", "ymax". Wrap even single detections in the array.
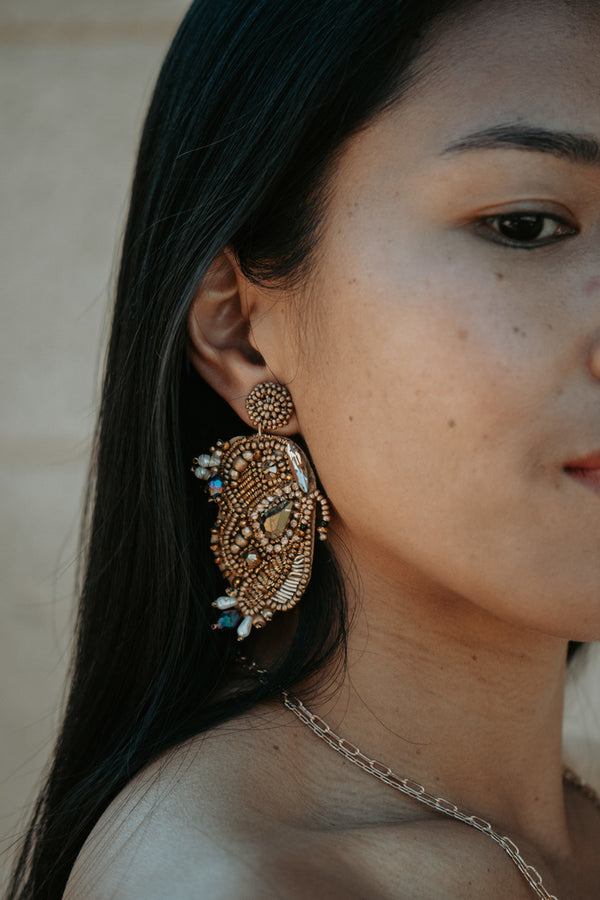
[{"xmin": 245, "ymin": 382, "xmax": 294, "ymax": 434}]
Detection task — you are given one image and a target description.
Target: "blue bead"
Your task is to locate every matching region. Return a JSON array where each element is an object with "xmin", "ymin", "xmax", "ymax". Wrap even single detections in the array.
[
  {"xmin": 208, "ymin": 476, "xmax": 224, "ymax": 497},
  {"xmin": 215, "ymin": 610, "xmax": 241, "ymax": 629}
]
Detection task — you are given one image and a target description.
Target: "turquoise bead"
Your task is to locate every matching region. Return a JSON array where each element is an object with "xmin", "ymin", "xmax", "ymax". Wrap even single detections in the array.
[{"xmin": 216, "ymin": 610, "xmax": 241, "ymax": 629}]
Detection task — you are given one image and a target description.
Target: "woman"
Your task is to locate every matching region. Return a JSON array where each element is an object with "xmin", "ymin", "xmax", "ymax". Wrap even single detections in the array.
[{"xmin": 8, "ymin": 0, "xmax": 600, "ymax": 897}]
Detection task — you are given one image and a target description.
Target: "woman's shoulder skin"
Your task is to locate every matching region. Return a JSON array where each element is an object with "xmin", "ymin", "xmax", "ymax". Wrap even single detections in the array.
[
  {"xmin": 62, "ymin": 709, "xmax": 349, "ymax": 899},
  {"xmin": 62, "ymin": 704, "xmax": 535, "ymax": 900}
]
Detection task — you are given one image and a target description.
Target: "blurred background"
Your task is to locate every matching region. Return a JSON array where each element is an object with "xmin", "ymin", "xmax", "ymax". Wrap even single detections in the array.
[
  {"xmin": 0, "ymin": 0, "xmax": 189, "ymax": 889},
  {"xmin": 1, "ymin": 0, "xmax": 599, "ymax": 893}
]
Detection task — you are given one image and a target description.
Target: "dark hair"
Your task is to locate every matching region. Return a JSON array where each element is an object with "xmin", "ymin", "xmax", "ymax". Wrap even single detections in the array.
[{"xmin": 7, "ymin": 1, "xmax": 580, "ymax": 896}]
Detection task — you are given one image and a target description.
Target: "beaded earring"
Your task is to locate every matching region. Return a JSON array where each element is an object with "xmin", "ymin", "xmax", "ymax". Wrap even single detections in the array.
[{"xmin": 191, "ymin": 382, "xmax": 330, "ymax": 641}]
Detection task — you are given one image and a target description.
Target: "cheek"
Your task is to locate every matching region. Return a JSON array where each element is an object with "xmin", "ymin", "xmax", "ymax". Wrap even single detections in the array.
[
  {"xmin": 300, "ymin": 292, "xmax": 484, "ymax": 544},
  {"xmin": 293, "ymin": 273, "xmax": 598, "ymax": 634},
  {"xmin": 299, "ymin": 274, "xmax": 535, "ymax": 493},
  {"xmin": 297, "ymin": 282, "xmax": 600, "ymax": 639}
]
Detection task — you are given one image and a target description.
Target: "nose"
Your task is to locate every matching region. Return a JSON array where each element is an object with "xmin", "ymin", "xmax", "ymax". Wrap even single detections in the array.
[{"xmin": 589, "ymin": 335, "xmax": 600, "ymax": 381}]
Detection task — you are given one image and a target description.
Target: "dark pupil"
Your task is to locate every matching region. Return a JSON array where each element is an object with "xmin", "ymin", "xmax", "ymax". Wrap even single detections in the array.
[{"xmin": 498, "ymin": 214, "xmax": 544, "ymax": 241}]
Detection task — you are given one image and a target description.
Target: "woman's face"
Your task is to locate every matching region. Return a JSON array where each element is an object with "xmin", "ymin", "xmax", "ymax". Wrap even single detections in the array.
[{"xmin": 256, "ymin": 0, "xmax": 600, "ymax": 640}]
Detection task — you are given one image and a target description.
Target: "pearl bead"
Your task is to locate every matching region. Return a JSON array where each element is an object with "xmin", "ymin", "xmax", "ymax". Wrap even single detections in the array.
[
  {"xmin": 213, "ymin": 596, "xmax": 238, "ymax": 610},
  {"xmin": 236, "ymin": 616, "xmax": 253, "ymax": 640}
]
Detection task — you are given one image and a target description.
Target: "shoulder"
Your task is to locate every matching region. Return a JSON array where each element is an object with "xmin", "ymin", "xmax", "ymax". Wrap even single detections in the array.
[
  {"xmin": 62, "ymin": 706, "xmax": 536, "ymax": 900},
  {"xmin": 63, "ymin": 793, "xmax": 533, "ymax": 900},
  {"xmin": 62, "ymin": 705, "xmax": 349, "ymax": 900}
]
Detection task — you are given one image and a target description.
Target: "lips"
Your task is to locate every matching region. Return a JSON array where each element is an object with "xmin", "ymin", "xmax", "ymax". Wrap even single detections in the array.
[{"xmin": 564, "ymin": 450, "xmax": 600, "ymax": 490}]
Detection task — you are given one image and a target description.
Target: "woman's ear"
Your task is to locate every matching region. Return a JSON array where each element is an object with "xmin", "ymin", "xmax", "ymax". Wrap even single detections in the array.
[{"xmin": 187, "ymin": 250, "xmax": 299, "ymax": 433}]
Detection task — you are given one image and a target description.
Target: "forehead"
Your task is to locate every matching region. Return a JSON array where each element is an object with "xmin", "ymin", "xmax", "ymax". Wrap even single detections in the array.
[
  {"xmin": 413, "ymin": 0, "xmax": 600, "ymax": 137},
  {"xmin": 327, "ymin": 0, "xmax": 600, "ymax": 193}
]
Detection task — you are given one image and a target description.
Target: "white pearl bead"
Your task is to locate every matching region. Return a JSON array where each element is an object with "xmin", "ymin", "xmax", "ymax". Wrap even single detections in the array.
[
  {"xmin": 213, "ymin": 596, "xmax": 238, "ymax": 610},
  {"xmin": 236, "ymin": 616, "xmax": 253, "ymax": 640},
  {"xmin": 198, "ymin": 453, "xmax": 220, "ymax": 467}
]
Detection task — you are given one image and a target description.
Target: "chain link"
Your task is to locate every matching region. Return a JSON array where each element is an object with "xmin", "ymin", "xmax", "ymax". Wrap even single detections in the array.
[
  {"xmin": 236, "ymin": 655, "xmax": 599, "ymax": 898},
  {"xmin": 283, "ymin": 691, "xmax": 560, "ymax": 899}
]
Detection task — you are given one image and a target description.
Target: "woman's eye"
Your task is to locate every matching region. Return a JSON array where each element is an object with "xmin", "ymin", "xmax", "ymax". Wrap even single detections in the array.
[{"xmin": 476, "ymin": 212, "xmax": 577, "ymax": 248}]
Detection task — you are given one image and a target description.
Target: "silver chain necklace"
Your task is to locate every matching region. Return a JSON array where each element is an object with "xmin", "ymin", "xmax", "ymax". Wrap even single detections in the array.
[{"xmin": 283, "ymin": 691, "xmax": 600, "ymax": 900}]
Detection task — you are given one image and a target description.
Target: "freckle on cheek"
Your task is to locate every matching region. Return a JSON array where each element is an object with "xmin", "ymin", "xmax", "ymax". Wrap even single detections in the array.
[
  {"xmin": 448, "ymin": 419, "xmax": 456, "ymax": 428},
  {"xmin": 495, "ymin": 272, "xmax": 504, "ymax": 281},
  {"xmin": 457, "ymin": 329, "xmax": 469, "ymax": 341}
]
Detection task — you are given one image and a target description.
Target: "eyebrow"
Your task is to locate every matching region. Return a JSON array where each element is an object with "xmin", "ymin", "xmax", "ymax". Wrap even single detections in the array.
[{"xmin": 443, "ymin": 124, "xmax": 600, "ymax": 166}]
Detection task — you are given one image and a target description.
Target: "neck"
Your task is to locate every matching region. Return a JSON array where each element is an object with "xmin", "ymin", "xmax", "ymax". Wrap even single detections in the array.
[{"xmin": 306, "ymin": 532, "xmax": 572, "ymax": 859}]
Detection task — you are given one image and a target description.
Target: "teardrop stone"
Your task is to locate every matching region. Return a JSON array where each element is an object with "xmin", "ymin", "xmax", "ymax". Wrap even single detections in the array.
[
  {"xmin": 285, "ymin": 444, "xmax": 309, "ymax": 492},
  {"xmin": 261, "ymin": 499, "xmax": 293, "ymax": 536}
]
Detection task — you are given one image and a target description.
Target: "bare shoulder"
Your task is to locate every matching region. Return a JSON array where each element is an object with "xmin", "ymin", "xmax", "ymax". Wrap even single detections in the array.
[
  {"xmin": 62, "ymin": 706, "xmax": 538, "ymax": 900},
  {"xmin": 62, "ymin": 705, "xmax": 352, "ymax": 900}
]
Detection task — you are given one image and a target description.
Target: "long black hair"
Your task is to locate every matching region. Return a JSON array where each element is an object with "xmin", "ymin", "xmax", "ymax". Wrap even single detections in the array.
[{"xmin": 9, "ymin": 1, "xmax": 576, "ymax": 896}]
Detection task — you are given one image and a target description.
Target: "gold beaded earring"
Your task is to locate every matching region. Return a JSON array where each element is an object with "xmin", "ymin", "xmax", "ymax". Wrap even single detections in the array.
[{"xmin": 191, "ymin": 382, "xmax": 330, "ymax": 641}]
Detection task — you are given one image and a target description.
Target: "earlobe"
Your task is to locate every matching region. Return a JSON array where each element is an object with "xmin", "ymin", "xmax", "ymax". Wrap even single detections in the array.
[{"xmin": 187, "ymin": 250, "xmax": 299, "ymax": 433}]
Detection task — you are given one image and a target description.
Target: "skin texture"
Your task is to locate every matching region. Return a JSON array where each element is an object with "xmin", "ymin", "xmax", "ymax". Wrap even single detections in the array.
[{"xmin": 66, "ymin": 1, "xmax": 600, "ymax": 897}]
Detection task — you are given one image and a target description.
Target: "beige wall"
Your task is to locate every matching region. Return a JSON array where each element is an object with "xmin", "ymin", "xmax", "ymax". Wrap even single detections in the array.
[
  {"xmin": 0, "ymin": 1, "xmax": 190, "ymax": 889},
  {"xmin": 1, "ymin": 0, "xmax": 599, "ymax": 892}
]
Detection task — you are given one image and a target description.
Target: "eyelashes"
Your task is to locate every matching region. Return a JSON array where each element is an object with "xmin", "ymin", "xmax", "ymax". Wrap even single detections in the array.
[{"xmin": 473, "ymin": 211, "xmax": 578, "ymax": 249}]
